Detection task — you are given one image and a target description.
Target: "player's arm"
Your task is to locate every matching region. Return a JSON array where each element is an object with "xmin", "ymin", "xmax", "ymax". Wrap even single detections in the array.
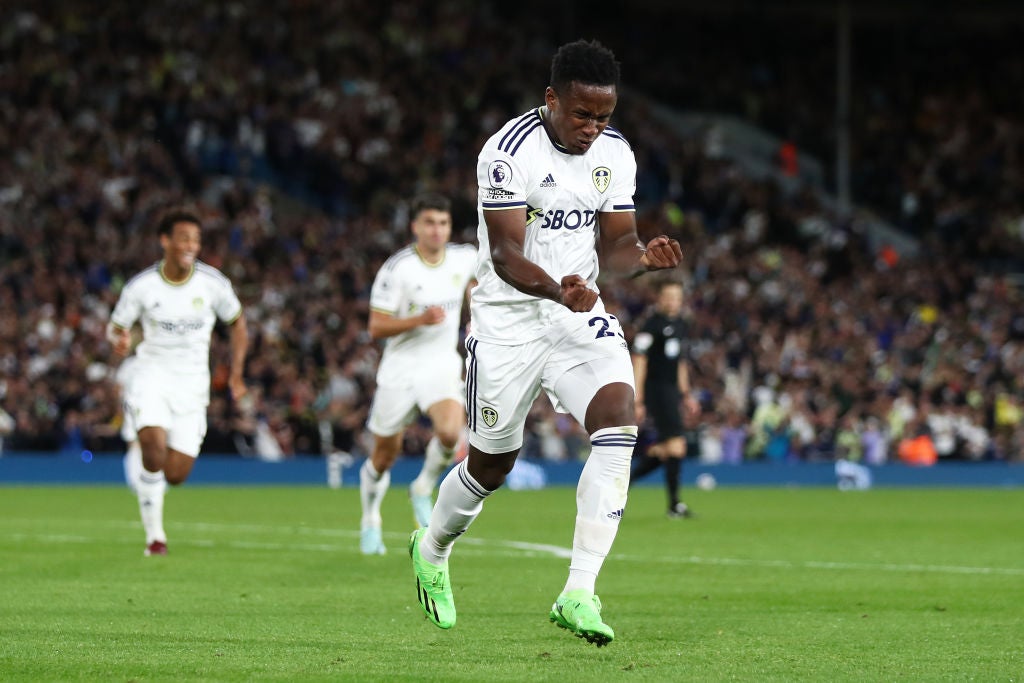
[
  {"xmin": 485, "ymin": 208, "xmax": 597, "ymax": 312},
  {"xmin": 106, "ymin": 322, "xmax": 133, "ymax": 357},
  {"xmin": 107, "ymin": 283, "xmax": 142, "ymax": 358},
  {"xmin": 459, "ymin": 277, "xmax": 477, "ymax": 333},
  {"xmin": 228, "ymin": 313, "xmax": 249, "ymax": 401},
  {"xmin": 463, "ymin": 278, "xmax": 478, "ymax": 304},
  {"xmin": 368, "ymin": 307, "xmax": 445, "ymax": 340},
  {"xmin": 597, "ymin": 211, "xmax": 683, "ymax": 278}
]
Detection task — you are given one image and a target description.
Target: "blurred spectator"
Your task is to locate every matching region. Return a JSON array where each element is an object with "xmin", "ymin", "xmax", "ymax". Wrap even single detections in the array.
[
  {"xmin": 898, "ymin": 426, "xmax": 939, "ymax": 467},
  {"xmin": 1, "ymin": 0, "xmax": 1023, "ymax": 467}
]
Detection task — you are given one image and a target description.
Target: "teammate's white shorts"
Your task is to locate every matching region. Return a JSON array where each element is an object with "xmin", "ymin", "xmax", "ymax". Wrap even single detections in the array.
[
  {"xmin": 465, "ymin": 309, "xmax": 635, "ymax": 453},
  {"xmin": 367, "ymin": 351, "xmax": 465, "ymax": 437},
  {"xmin": 123, "ymin": 383, "xmax": 208, "ymax": 458}
]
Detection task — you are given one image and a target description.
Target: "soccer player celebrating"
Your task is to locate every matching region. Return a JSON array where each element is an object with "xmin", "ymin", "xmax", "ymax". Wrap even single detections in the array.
[
  {"xmin": 107, "ymin": 209, "xmax": 248, "ymax": 556},
  {"xmin": 359, "ymin": 193, "xmax": 477, "ymax": 555},
  {"xmin": 408, "ymin": 40, "xmax": 683, "ymax": 645}
]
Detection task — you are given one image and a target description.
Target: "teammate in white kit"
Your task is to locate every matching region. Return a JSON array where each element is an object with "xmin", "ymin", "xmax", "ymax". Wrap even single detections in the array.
[
  {"xmin": 409, "ymin": 40, "xmax": 683, "ymax": 645},
  {"xmin": 360, "ymin": 193, "xmax": 477, "ymax": 555},
  {"xmin": 107, "ymin": 209, "xmax": 249, "ymax": 556}
]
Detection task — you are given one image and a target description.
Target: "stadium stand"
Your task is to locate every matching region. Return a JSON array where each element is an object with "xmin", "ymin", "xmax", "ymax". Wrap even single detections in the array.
[{"xmin": 1, "ymin": 1, "xmax": 1023, "ymax": 465}]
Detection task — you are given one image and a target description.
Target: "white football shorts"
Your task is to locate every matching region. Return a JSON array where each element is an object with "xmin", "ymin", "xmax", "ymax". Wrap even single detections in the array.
[
  {"xmin": 123, "ymin": 383, "xmax": 208, "ymax": 458},
  {"xmin": 366, "ymin": 350, "xmax": 465, "ymax": 437},
  {"xmin": 465, "ymin": 307, "xmax": 635, "ymax": 453}
]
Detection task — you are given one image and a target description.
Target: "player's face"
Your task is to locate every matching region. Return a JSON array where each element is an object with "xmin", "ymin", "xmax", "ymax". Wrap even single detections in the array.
[
  {"xmin": 160, "ymin": 221, "xmax": 201, "ymax": 271},
  {"xmin": 544, "ymin": 82, "xmax": 617, "ymax": 155},
  {"xmin": 411, "ymin": 208, "xmax": 452, "ymax": 256}
]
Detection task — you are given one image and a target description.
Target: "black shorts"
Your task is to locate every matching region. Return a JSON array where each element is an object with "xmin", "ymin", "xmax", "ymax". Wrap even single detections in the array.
[{"xmin": 644, "ymin": 384, "xmax": 684, "ymax": 439}]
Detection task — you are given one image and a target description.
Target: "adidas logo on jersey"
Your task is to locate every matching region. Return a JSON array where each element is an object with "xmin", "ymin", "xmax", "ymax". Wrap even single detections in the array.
[
  {"xmin": 606, "ymin": 508, "xmax": 624, "ymax": 521},
  {"xmin": 540, "ymin": 173, "xmax": 557, "ymax": 188}
]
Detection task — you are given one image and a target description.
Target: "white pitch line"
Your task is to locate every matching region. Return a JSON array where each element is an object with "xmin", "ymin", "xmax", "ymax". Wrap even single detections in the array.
[
  {"xmin": 4, "ymin": 521, "xmax": 1022, "ymax": 576},
  {"xmin": 460, "ymin": 536, "xmax": 573, "ymax": 559},
  {"xmin": 616, "ymin": 553, "xmax": 1024, "ymax": 577}
]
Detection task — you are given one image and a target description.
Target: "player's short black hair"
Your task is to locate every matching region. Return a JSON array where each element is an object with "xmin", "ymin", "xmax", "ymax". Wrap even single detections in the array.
[
  {"xmin": 157, "ymin": 209, "xmax": 202, "ymax": 237},
  {"xmin": 550, "ymin": 39, "xmax": 620, "ymax": 94},
  {"xmin": 410, "ymin": 192, "xmax": 451, "ymax": 219}
]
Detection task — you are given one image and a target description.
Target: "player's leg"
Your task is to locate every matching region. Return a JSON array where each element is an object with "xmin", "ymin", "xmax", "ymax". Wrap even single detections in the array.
[
  {"xmin": 359, "ymin": 431, "xmax": 400, "ymax": 555},
  {"xmin": 545, "ymin": 316, "xmax": 637, "ymax": 646},
  {"xmin": 140, "ymin": 409, "xmax": 205, "ymax": 556},
  {"xmin": 409, "ymin": 398, "xmax": 464, "ymax": 527},
  {"xmin": 125, "ymin": 385, "xmax": 174, "ymax": 555},
  {"xmin": 363, "ymin": 383, "xmax": 417, "ymax": 555},
  {"xmin": 133, "ymin": 443, "xmax": 199, "ymax": 555},
  {"xmin": 135, "ymin": 426, "xmax": 170, "ymax": 555},
  {"xmin": 123, "ymin": 440, "xmax": 143, "ymax": 494},
  {"xmin": 410, "ymin": 335, "xmax": 539, "ymax": 629},
  {"xmin": 549, "ymin": 376, "xmax": 635, "ymax": 646},
  {"xmin": 422, "ymin": 336, "xmax": 539, "ymax": 556},
  {"xmin": 409, "ymin": 442, "xmax": 516, "ymax": 629},
  {"xmin": 419, "ymin": 442, "xmax": 517, "ymax": 566},
  {"xmin": 121, "ymin": 400, "xmax": 143, "ymax": 494},
  {"xmin": 409, "ymin": 354, "xmax": 466, "ymax": 526},
  {"xmin": 163, "ymin": 448, "xmax": 198, "ymax": 484}
]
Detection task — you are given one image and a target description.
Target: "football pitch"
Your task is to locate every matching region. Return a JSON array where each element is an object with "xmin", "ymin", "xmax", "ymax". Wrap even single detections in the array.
[{"xmin": 1, "ymin": 485, "xmax": 1021, "ymax": 681}]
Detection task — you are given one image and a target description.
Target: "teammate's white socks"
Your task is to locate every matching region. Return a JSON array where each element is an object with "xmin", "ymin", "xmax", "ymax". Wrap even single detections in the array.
[
  {"xmin": 135, "ymin": 468, "xmax": 168, "ymax": 545},
  {"xmin": 410, "ymin": 436, "xmax": 457, "ymax": 498},
  {"xmin": 421, "ymin": 459, "xmax": 490, "ymax": 565},
  {"xmin": 563, "ymin": 426, "xmax": 637, "ymax": 594},
  {"xmin": 359, "ymin": 459, "xmax": 391, "ymax": 528}
]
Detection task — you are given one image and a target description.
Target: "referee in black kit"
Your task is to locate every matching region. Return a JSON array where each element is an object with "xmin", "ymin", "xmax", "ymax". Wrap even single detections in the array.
[{"xmin": 629, "ymin": 279, "xmax": 702, "ymax": 518}]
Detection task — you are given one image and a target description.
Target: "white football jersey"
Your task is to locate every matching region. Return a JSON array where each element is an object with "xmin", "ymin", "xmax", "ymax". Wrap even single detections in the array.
[
  {"xmin": 110, "ymin": 261, "xmax": 242, "ymax": 403},
  {"xmin": 370, "ymin": 243, "xmax": 477, "ymax": 382},
  {"xmin": 473, "ymin": 106, "xmax": 637, "ymax": 343}
]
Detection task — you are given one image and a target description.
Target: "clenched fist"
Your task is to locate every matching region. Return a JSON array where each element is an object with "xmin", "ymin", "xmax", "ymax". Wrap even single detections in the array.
[
  {"xmin": 420, "ymin": 305, "xmax": 446, "ymax": 325},
  {"xmin": 559, "ymin": 274, "xmax": 598, "ymax": 312},
  {"xmin": 640, "ymin": 235, "xmax": 683, "ymax": 271}
]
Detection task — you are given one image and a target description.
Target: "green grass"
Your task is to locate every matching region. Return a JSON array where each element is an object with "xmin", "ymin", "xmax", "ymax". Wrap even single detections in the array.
[{"xmin": 1, "ymin": 485, "xmax": 1022, "ymax": 682}]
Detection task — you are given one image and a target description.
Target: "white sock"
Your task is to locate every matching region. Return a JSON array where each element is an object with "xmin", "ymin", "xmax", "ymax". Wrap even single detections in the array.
[
  {"xmin": 410, "ymin": 436, "xmax": 457, "ymax": 498},
  {"xmin": 563, "ymin": 426, "xmax": 637, "ymax": 595},
  {"xmin": 136, "ymin": 468, "xmax": 168, "ymax": 545},
  {"xmin": 123, "ymin": 441, "xmax": 143, "ymax": 494},
  {"xmin": 421, "ymin": 459, "xmax": 491, "ymax": 565},
  {"xmin": 359, "ymin": 459, "xmax": 390, "ymax": 529}
]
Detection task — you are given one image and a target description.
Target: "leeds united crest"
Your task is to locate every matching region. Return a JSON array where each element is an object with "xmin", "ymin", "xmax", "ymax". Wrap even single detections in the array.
[{"xmin": 481, "ymin": 406, "xmax": 498, "ymax": 428}]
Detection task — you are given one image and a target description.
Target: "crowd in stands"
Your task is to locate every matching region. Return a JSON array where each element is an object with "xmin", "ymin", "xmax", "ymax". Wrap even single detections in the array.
[
  {"xmin": 2, "ymin": 1, "xmax": 1023, "ymax": 465},
  {"xmin": 592, "ymin": 4, "xmax": 1024, "ymax": 265}
]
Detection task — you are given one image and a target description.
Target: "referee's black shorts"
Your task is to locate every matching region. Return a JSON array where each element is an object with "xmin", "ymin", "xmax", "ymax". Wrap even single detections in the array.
[{"xmin": 644, "ymin": 384, "xmax": 684, "ymax": 439}]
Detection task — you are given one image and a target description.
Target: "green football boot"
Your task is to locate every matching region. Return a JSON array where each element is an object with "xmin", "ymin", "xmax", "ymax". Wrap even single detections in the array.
[
  {"xmin": 549, "ymin": 588, "xmax": 614, "ymax": 646},
  {"xmin": 409, "ymin": 528, "xmax": 455, "ymax": 628}
]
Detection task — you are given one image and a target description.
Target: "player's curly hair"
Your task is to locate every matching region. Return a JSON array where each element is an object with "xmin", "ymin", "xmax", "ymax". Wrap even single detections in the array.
[
  {"xmin": 550, "ymin": 39, "xmax": 620, "ymax": 94},
  {"xmin": 157, "ymin": 209, "xmax": 202, "ymax": 236}
]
